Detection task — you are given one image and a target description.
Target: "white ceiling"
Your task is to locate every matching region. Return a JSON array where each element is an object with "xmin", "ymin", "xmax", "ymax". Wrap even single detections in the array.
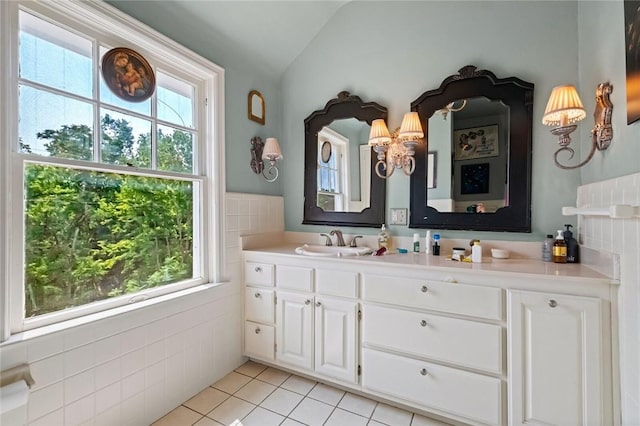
[{"xmin": 163, "ymin": 1, "xmax": 349, "ymax": 76}]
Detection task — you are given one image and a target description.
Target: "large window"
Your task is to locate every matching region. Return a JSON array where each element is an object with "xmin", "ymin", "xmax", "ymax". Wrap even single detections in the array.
[{"xmin": 1, "ymin": 1, "xmax": 224, "ymax": 335}]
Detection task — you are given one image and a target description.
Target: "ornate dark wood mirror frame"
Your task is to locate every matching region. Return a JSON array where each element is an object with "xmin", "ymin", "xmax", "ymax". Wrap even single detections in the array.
[
  {"xmin": 410, "ymin": 66, "xmax": 534, "ymax": 232},
  {"xmin": 303, "ymin": 91, "xmax": 387, "ymax": 227}
]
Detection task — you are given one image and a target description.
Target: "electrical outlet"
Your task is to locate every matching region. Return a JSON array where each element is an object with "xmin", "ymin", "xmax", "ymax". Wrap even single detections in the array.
[{"xmin": 390, "ymin": 208, "xmax": 407, "ymax": 225}]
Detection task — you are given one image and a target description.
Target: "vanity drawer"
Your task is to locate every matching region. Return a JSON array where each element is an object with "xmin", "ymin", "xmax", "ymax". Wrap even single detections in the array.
[
  {"xmin": 277, "ymin": 265, "xmax": 314, "ymax": 292},
  {"xmin": 362, "ymin": 348, "xmax": 502, "ymax": 426},
  {"xmin": 244, "ymin": 321, "xmax": 275, "ymax": 361},
  {"xmin": 245, "ymin": 287, "xmax": 275, "ymax": 324},
  {"xmin": 316, "ymin": 269, "xmax": 358, "ymax": 298},
  {"xmin": 362, "ymin": 304, "xmax": 502, "ymax": 374},
  {"xmin": 362, "ymin": 274, "xmax": 503, "ymax": 320},
  {"xmin": 245, "ymin": 262, "xmax": 274, "ymax": 286}
]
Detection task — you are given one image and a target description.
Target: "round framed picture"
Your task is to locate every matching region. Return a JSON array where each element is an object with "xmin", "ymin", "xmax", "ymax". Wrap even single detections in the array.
[
  {"xmin": 321, "ymin": 141, "xmax": 332, "ymax": 163},
  {"xmin": 101, "ymin": 47, "xmax": 155, "ymax": 102}
]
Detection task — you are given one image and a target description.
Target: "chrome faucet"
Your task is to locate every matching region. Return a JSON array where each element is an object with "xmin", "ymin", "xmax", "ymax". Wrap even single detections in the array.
[
  {"xmin": 330, "ymin": 229, "xmax": 346, "ymax": 246},
  {"xmin": 319, "ymin": 233, "xmax": 333, "ymax": 246},
  {"xmin": 350, "ymin": 236, "xmax": 363, "ymax": 247}
]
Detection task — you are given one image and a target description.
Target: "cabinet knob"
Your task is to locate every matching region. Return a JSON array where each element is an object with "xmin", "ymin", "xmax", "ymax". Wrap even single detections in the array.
[
  {"xmin": 420, "ymin": 320, "xmax": 428, "ymax": 327},
  {"xmin": 420, "ymin": 368, "xmax": 428, "ymax": 376},
  {"xmin": 255, "ymin": 327, "xmax": 261, "ymax": 334},
  {"xmin": 254, "ymin": 266, "xmax": 262, "ymax": 272},
  {"xmin": 315, "ymin": 301, "xmax": 322, "ymax": 307},
  {"xmin": 254, "ymin": 292, "xmax": 261, "ymax": 298},
  {"xmin": 305, "ymin": 299, "xmax": 311, "ymax": 305},
  {"xmin": 548, "ymin": 299, "xmax": 558, "ymax": 308},
  {"xmin": 421, "ymin": 285, "xmax": 428, "ymax": 293}
]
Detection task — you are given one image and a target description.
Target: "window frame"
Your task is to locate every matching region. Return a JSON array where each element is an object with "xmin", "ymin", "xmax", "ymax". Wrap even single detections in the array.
[{"xmin": 0, "ymin": 0, "xmax": 226, "ymax": 340}]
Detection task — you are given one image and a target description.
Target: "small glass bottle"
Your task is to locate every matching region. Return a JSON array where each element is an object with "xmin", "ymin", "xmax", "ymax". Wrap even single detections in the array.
[
  {"xmin": 552, "ymin": 230, "xmax": 567, "ymax": 263},
  {"xmin": 378, "ymin": 224, "xmax": 390, "ymax": 250},
  {"xmin": 542, "ymin": 234, "xmax": 554, "ymax": 262},
  {"xmin": 432, "ymin": 233, "xmax": 440, "ymax": 256},
  {"xmin": 413, "ymin": 233, "xmax": 420, "ymax": 253}
]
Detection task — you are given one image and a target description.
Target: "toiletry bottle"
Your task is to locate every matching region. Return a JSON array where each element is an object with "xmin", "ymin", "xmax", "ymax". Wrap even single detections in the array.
[
  {"xmin": 563, "ymin": 224, "xmax": 580, "ymax": 263},
  {"xmin": 471, "ymin": 240, "xmax": 483, "ymax": 263},
  {"xmin": 552, "ymin": 230, "xmax": 567, "ymax": 263},
  {"xmin": 542, "ymin": 234, "xmax": 554, "ymax": 262},
  {"xmin": 377, "ymin": 224, "xmax": 390, "ymax": 250},
  {"xmin": 425, "ymin": 230, "xmax": 432, "ymax": 254},
  {"xmin": 413, "ymin": 233, "xmax": 420, "ymax": 253},
  {"xmin": 432, "ymin": 233, "xmax": 440, "ymax": 256}
]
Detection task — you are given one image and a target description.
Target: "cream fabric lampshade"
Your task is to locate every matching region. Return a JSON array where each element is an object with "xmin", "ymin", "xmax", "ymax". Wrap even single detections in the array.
[
  {"xmin": 368, "ymin": 119, "xmax": 391, "ymax": 146},
  {"xmin": 542, "ymin": 85, "xmax": 587, "ymax": 126},
  {"xmin": 398, "ymin": 112, "xmax": 424, "ymax": 140},
  {"xmin": 262, "ymin": 137, "xmax": 282, "ymax": 160}
]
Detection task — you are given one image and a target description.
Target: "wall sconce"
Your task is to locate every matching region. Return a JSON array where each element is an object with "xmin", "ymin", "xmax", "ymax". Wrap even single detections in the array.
[
  {"xmin": 542, "ymin": 82, "xmax": 613, "ymax": 170},
  {"xmin": 250, "ymin": 136, "xmax": 282, "ymax": 182},
  {"xmin": 368, "ymin": 112, "xmax": 424, "ymax": 178},
  {"xmin": 436, "ymin": 99, "xmax": 467, "ymax": 120}
]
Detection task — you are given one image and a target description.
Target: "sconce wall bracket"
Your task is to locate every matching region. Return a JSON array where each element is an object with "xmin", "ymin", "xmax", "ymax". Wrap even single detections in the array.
[
  {"xmin": 553, "ymin": 82, "xmax": 613, "ymax": 170},
  {"xmin": 250, "ymin": 136, "xmax": 265, "ymax": 175}
]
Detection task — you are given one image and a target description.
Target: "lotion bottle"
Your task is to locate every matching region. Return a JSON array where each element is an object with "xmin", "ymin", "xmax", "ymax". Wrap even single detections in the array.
[
  {"xmin": 425, "ymin": 230, "xmax": 432, "ymax": 254},
  {"xmin": 471, "ymin": 240, "xmax": 483, "ymax": 263},
  {"xmin": 552, "ymin": 230, "xmax": 567, "ymax": 263}
]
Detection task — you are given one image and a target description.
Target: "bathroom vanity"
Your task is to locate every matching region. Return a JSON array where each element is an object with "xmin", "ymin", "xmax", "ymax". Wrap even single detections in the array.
[{"xmin": 242, "ymin": 245, "xmax": 617, "ymax": 426}]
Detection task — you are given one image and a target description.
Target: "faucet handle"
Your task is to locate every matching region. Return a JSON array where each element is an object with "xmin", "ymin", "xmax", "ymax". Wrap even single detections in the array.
[
  {"xmin": 350, "ymin": 236, "xmax": 363, "ymax": 247},
  {"xmin": 319, "ymin": 233, "xmax": 333, "ymax": 246}
]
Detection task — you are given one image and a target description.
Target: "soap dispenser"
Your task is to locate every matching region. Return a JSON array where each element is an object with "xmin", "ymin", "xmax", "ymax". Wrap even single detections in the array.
[
  {"xmin": 377, "ymin": 224, "xmax": 391, "ymax": 250},
  {"xmin": 563, "ymin": 224, "xmax": 580, "ymax": 263}
]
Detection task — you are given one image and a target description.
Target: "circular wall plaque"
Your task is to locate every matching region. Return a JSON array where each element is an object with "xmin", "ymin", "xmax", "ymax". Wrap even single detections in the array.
[
  {"xmin": 321, "ymin": 141, "xmax": 332, "ymax": 163},
  {"xmin": 101, "ymin": 47, "xmax": 155, "ymax": 102}
]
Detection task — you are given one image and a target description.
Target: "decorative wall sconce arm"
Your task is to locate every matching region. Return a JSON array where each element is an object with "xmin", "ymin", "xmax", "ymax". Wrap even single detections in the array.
[
  {"xmin": 250, "ymin": 136, "xmax": 282, "ymax": 182},
  {"xmin": 543, "ymin": 82, "xmax": 613, "ymax": 170},
  {"xmin": 368, "ymin": 112, "xmax": 424, "ymax": 178}
]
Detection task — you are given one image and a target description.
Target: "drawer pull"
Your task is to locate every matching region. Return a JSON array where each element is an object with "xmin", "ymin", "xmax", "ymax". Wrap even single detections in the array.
[
  {"xmin": 420, "ymin": 320, "xmax": 428, "ymax": 327},
  {"xmin": 420, "ymin": 368, "xmax": 428, "ymax": 376},
  {"xmin": 315, "ymin": 301, "xmax": 322, "ymax": 307},
  {"xmin": 254, "ymin": 292, "xmax": 261, "ymax": 298},
  {"xmin": 549, "ymin": 299, "xmax": 558, "ymax": 308},
  {"xmin": 305, "ymin": 299, "xmax": 311, "ymax": 305},
  {"xmin": 254, "ymin": 266, "xmax": 262, "ymax": 272},
  {"xmin": 255, "ymin": 327, "xmax": 261, "ymax": 334},
  {"xmin": 421, "ymin": 285, "xmax": 428, "ymax": 293}
]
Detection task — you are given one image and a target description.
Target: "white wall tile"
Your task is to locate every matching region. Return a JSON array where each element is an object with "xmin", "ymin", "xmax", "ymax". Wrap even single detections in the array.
[
  {"xmin": 28, "ymin": 382, "xmax": 64, "ymax": 421},
  {"xmin": 94, "ymin": 334, "xmax": 121, "ymax": 365},
  {"xmin": 121, "ymin": 347, "xmax": 145, "ymax": 378},
  {"xmin": 28, "ymin": 333, "xmax": 64, "ymax": 362},
  {"xmin": 63, "ymin": 344, "xmax": 95, "ymax": 377},
  {"xmin": 64, "ymin": 369, "xmax": 95, "ymax": 404},
  {"xmin": 29, "ymin": 408, "xmax": 62, "ymax": 426},
  {"xmin": 94, "ymin": 358, "xmax": 121, "ymax": 390},
  {"xmin": 95, "ymin": 381, "xmax": 121, "ymax": 414},
  {"xmin": 120, "ymin": 389, "xmax": 145, "ymax": 426},
  {"xmin": 94, "ymin": 404, "xmax": 121, "ymax": 426},
  {"xmin": 145, "ymin": 360, "xmax": 166, "ymax": 388},
  {"xmin": 30, "ymin": 354, "xmax": 63, "ymax": 391},
  {"xmin": 121, "ymin": 370, "xmax": 145, "ymax": 400}
]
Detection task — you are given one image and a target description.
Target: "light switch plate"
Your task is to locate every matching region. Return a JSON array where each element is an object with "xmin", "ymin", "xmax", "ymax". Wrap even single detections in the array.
[{"xmin": 390, "ymin": 208, "xmax": 407, "ymax": 225}]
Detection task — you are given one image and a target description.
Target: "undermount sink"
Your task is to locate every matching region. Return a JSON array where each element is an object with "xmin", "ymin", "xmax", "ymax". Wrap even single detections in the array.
[{"xmin": 294, "ymin": 244, "xmax": 373, "ymax": 257}]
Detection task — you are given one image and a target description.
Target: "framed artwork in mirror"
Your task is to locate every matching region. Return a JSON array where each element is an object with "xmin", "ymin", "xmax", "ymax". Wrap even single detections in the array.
[
  {"xmin": 101, "ymin": 47, "xmax": 155, "ymax": 102},
  {"xmin": 248, "ymin": 90, "xmax": 265, "ymax": 125},
  {"xmin": 453, "ymin": 124, "xmax": 499, "ymax": 160}
]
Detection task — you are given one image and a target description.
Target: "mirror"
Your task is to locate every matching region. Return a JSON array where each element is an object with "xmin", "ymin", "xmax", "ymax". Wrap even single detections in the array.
[
  {"xmin": 410, "ymin": 66, "xmax": 534, "ymax": 232},
  {"xmin": 248, "ymin": 90, "xmax": 265, "ymax": 125},
  {"xmin": 304, "ymin": 91, "xmax": 387, "ymax": 227}
]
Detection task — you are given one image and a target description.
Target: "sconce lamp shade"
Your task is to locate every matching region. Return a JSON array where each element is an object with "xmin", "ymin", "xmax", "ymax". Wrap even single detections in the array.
[
  {"xmin": 398, "ymin": 112, "xmax": 424, "ymax": 140},
  {"xmin": 368, "ymin": 119, "xmax": 392, "ymax": 146},
  {"xmin": 262, "ymin": 137, "xmax": 282, "ymax": 160},
  {"xmin": 542, "ymin": 85, "xmax": 587, "ymax": 126}
]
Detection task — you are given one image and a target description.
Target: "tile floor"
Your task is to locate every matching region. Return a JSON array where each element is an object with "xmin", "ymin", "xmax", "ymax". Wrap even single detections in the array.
[{"xmin": 152, "ymin": 361, "xmax": 451, "ymax": 426}]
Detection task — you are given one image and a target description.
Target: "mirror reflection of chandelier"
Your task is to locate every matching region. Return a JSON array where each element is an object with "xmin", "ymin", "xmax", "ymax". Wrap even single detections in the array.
[
  {"xmin": 368, "ymin": 112, "xmax": 424, "ymax": 178},
  {"xmin": 437, "ymin": 99, "xmax": 467, "ymax": 120}
]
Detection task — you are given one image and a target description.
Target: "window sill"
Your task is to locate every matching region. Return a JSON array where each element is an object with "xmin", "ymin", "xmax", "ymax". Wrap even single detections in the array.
[{"xmin": 0, "ymin": 281, "xmax": 229, "ymax": 348}]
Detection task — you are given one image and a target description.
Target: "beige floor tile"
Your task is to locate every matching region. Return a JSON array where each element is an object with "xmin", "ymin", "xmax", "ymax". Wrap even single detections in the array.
[
  {"xmin": 288, "ymin": 397, "xmax": 334, "ymax": 426},
  {"xmin": 411, "ymin": 413, "xmax": 453, "ymax": 425},
  {"xmin": 259, "ymin": 388, "xmax": 304, "ymax": 416},
  {"xmin": 280, "ymin": 375, "xmax": 317, "ymax": 395},
  {"xmin": 212, "ymin": 372, "xmax": 252, "ymax": 394},
  {"xmin": 372, "ymin": 403, "xmax": 413, "ymax": 426},
  {"xmin": 368, "ymin": 421, "xmax": 387, "ymax": 426},
  {"xmin": 338, "ymin": 392, "xmax": 377, "ymax": 418},
  {"xmin": 281, "ymin": 419, "xmax": 305, "ymax": 426},
  {"xmin": 194, "ymin": 417, "xmax": 224, "ymax": 426},
  {"xmin": 151, "ymin": 406, "xmax": 202, "ymax": 426},
  {"xmin": 307, "ymin": 383, "xmax": 345, "ymax": 406},
  {"xmin": 233, "ymin": 379, "xmax": 276, "ymax": 405},
  {"xmin": 240, "ymin": 406, "xmax": 284, "ymax": 426},
  {"xmin": 207, "ymin": 396, "xmax": 255, "ymax": 425},
  {"xmin": 325, "ymin": 408, "xmax": 369, "ymax": 426},
  {"xmin": 255, "ymin": 367, "xmax": 291, "ymax": 386},
  {"xmin": 234, "ymin": 361, "xmax": 267, "ymax": 378},
  {"xmin": 183, "ymin": 387, "xmax": 230, "ymax": 415}
]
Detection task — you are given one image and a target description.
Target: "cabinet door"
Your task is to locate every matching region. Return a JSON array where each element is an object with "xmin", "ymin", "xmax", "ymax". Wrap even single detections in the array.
[
  {"xmin": 314, "ymin": 297, "xmax": 358, "ymax": 383},
  {"xmin": 276, "ymin": 291, "xmax": 314, "ymax": 370},
  {"xmin": 508, "ymin": 290, "xmax": 603, "ymax": 426}
]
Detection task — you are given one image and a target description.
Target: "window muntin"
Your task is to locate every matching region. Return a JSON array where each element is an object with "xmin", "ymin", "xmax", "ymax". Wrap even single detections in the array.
[{"xmin": 8, "ymin": 4, "xmax": 214, "ymax": 331}]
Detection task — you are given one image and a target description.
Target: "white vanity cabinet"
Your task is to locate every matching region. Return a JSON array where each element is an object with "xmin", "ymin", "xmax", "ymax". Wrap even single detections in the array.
[{"xmin": 507, "ymin": 290, "xmax": 604, "ymax": 426}]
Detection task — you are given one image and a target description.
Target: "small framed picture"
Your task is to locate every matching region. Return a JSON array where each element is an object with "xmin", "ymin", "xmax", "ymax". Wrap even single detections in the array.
[
  {"xmin": 248, "ymin": 90, "xmax": 266, "ymax": 125},
  {"xmin": 101, "ymin": 47, "xmax": 155, "ymax": 102},
  {"xmin": 321, "ymin": 141, "xmax": 332, "ymax": 163}
]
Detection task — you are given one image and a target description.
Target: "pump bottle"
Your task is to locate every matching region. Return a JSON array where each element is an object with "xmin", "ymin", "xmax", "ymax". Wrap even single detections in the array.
[
  {"xmin": 471, "ymin": 240, "xmax": 483, "ymax": 263},
  {"xmin": 563, "ymin": 224, "xmax": 580, "ymax": 263},
  {"xmin": 552, "ymin": 230, "xmax": 567, "ymax": 263}
]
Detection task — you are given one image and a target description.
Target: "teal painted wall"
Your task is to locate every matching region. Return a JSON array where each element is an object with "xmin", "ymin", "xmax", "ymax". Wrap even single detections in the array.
[
  {"xmin": 107, "ymin": 1, "xmax": 284, "ymax": 196},
  {"xmin": 280, "ymin": 1, "xmax": 582, "ymax": 241}
]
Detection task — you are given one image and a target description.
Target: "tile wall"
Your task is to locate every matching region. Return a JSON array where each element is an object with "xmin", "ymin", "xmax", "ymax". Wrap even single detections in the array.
[
  {"xmin": 0, "ymin": 192, "xmax": 284, "ymax": 425},
  {"xmin": 576, "ymin": 172, "xmax": 640, "ymax": 425}
]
